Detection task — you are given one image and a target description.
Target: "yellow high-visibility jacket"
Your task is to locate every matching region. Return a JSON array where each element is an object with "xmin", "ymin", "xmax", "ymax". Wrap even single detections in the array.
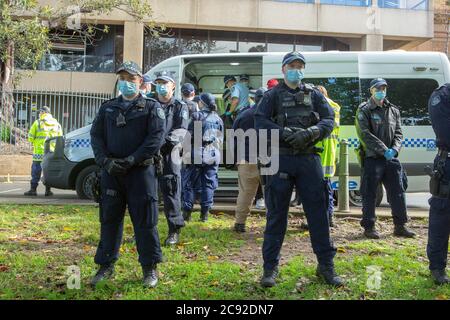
[
  {"xmin": 28, "ymin": 113, "xmax": 63, "ymax": 162},
  {"xmin": 316, "ymin": 98, "xmax": 341, "ymax": 178}
]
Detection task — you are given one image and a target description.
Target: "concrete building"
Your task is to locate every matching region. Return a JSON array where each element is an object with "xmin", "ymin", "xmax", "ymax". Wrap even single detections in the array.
[{"xmin": 17, "ymin": 0, "xmax": 436, "ymax": 93}]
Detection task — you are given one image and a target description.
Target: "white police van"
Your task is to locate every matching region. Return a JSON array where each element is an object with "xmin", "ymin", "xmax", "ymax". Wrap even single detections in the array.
[{"xmin": 42, "ymin": 51, "xmax": 450, "ymax": 204}]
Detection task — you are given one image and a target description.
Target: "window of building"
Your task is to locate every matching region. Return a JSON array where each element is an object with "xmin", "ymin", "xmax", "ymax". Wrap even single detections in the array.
[
  {"xmin": 360, "ymin": 78, "xmax": 439, "ymax": 125},
  {"xmin": 272, "ymin": 0, "xmax": 315, "ymax": 3},
  {"xmin": 238, "ymin": 32, "xmax": 267, "ymax": 53},
  {"xmin": 144, "ymin": 28, "xmax": 180, "ymax": 71},
  {"xmin": 378, "ymin": 0, "xmax": 428, "ymax": 9},
  {"xmin": 180, "ymin": 29, "xmax": 209, "ymax": 55},
  {"xmin": 209, "ymin": 30, "xmax": 238, "ymax": 53},
  {"xmin": 320, "ymin": 0, "xmax": 371, "ymax": 6},
  {"xmin": 267, "ymin": 34, "xmax": 295, "ymax": 52}
]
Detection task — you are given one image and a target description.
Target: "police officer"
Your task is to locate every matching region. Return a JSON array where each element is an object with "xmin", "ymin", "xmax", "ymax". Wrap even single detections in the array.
[
  {"xmin": 154, "ymin": 72, "xmax": 189, "ymax": 246},
  {"xmin": 140, "ymin": 74, "xmax": 154, "ymax": 98},
  {"xmin": 427, "ymin": 83, "xmax": 450, "ymax": 285},
  {"xmin": 90, "ymin": 61, "xmax": 166, "ymax": 288},
  {"xmin": 25, "ymin": 106, "xmax": 62, "ymax": 196},
  {"xmin": 356, "ymin": 78, "xmax": 415, "ymax": 239},
  {"xmin": 222, "ymin": 75, "xmax": 237, "ymax": 128},
  {"xmin": 182, "ymin": 93, "xmax": 224, "ymax": 222},
  {"xmin": 316, "ymin": 85, "xmax": 341, "ymax": 227},
  {"xmin": 181, "ymin": 83, "xmax": 199, "ymax": 117},
  {"xmin": 232, "ymin": 87, "xmax": 267, "ymax": 233},
  {"xmin": 255, "ymin": 52, "xmax": 343, "ymax": 287}
]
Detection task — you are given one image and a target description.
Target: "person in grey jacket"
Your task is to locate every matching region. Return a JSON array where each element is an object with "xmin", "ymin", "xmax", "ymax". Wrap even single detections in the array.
[{"xmin": 355, "ymin": 78, "xmax": 416, "ymax": 239}]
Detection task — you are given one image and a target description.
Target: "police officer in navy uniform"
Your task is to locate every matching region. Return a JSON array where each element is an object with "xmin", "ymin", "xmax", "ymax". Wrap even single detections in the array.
[
  {"xmin": 90, "ymin": 61, "xmax": 166, "ymax": 288},
  {"xmin": 182, "ymin": 93, "xmax": 224, "ymax": 222},
  {"xmin": 427, "ymin": 83, "xmax": 450, "ymax": 285},
  {"xmin": 154, "ymin": 72, "xmax": 190, "ymax": 246},
  {"xmin": 356, "ymin": 78, "xmax": 415, "ymax": 239},
  {"xmin": 255, "ymin": 52, "xmax": 343, "ymax": 287},
  {"xmin": 181, "ymin": 83, "xmax": 199, "ymax": 117}
]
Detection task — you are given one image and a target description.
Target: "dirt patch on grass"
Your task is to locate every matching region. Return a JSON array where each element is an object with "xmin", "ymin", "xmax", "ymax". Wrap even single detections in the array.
[{"xmin": 225, "ymin": 216, "xmax": 429, "ymax": 269}]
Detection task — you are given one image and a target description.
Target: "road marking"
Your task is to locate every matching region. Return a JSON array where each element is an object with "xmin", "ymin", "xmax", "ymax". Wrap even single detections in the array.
[{"xmin": 0, "ymin": 188, "xmax": 22, "ymax": 194}]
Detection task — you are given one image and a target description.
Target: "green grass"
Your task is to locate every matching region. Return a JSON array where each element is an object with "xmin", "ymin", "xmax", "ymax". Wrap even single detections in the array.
[{"xmin": 0, "ymin": 204, "xmax": 448, "ymax": 300}]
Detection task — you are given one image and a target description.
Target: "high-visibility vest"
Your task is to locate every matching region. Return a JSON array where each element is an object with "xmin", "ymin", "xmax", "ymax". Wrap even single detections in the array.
[
  {"xmin": 28, "ymin": 113, "xmax": 63, "ymax": 161},
  {"xmin": 316, "ymin": 98, "xmax": 340, "ymax": 178}
]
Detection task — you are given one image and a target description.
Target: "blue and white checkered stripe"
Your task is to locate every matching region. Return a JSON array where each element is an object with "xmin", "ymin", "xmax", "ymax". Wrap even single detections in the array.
[
  {"xmin": 338, "ymin": 138, "xmax": 436, "ymax": 150},
  {"xmin": 70, "ymin": 138, "xmax": 91, "ymax": 148},
  {"xmin": 402, "ymin": 138, "xmax": 428, "ymax": 148}
]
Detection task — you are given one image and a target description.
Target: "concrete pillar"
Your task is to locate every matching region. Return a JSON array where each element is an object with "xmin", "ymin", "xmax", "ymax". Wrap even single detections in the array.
[
  {"xmin": 361, "ymin": 34, "xmax": 383, "ymax": 51},
  {"xmin": 123, "ymin": 21, "xmax": 144, "ymax": 69}
]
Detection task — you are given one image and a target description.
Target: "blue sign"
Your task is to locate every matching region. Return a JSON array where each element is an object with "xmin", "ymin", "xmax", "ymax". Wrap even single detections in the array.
[{"xmin": 331, "ymin": 180, "xmax": 358, "ymax": 191}]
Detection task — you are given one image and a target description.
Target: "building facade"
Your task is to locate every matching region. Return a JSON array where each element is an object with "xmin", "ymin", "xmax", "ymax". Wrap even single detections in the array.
[{"xmin": 17, "ymin": 0, "xmax": 436, "ymax": 93}]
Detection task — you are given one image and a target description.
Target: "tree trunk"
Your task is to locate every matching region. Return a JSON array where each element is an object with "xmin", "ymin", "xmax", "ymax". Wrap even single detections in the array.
[{"xmin": 0, "ymin": 40, "xmax": 15, "ymax": 122}]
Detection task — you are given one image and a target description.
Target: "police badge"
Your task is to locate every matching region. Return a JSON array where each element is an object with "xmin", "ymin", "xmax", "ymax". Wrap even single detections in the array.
[
  {"xmin": 431, "ymin": 95, "xmax": 441, "ymax": 107},
  {"xmin": 157, "ymin": 108, "xmax": 166, "ymax": 119}
]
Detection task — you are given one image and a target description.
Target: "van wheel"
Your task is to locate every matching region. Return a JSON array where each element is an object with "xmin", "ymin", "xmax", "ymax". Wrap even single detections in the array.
[
  {"xmin": 75, "ymin": 165, "xmax": 100, "ymax": 200},
  {"xmin": 348, "ymin": 185, "xmax": 383, "ymax": 207}
]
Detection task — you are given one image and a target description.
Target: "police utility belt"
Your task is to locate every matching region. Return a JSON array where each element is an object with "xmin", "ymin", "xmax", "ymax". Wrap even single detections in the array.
[
  {"xmin": 138, "ymin": 158, "xmax": 156, "ymax": 166},
  {"xmin": 278, "ymin": 146, "xmax": 323, "ymax": 155},
  {"xmin": 428, "ymin": 148, "xmax": 450, "ymax": 199}
]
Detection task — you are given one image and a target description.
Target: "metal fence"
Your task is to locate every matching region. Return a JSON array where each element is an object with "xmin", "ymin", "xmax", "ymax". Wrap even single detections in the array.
[{"xmin": 0, "ymin": 89, "xmax": 114, "ymax": 155}]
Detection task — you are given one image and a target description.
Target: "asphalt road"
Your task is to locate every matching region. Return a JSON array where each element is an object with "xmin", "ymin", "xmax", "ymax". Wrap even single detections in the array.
[{"xmin": 0, "ymin": 180, "xmax": 432, "ymax": 210}]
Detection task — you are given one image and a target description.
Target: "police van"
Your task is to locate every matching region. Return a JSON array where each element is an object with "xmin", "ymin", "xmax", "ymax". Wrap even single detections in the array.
[{"xmin": 42, "ymin": 51, "xmax": 450, "ymax": 205}]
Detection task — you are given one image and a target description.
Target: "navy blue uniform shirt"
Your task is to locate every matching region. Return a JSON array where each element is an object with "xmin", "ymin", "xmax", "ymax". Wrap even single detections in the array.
[{"xmin": 90, "ymin": 95, "xmax": 166, "ymax": 166}]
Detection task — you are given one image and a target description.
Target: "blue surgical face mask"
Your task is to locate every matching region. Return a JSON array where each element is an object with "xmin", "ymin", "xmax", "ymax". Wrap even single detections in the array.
[
  {"xmin": 285, "ymin": 68, "xmax": 304, "ymax": 84},
  {"xmin": 156, "ymin": 84, "xmax": 169, "ymax": 97},
  {"xmin": 118, "ymin": 80, "xmax": 138, "ymax": 97},
  {"xmin": 374, "ymin": 90, "xmax": 386, "ymax": 101}
]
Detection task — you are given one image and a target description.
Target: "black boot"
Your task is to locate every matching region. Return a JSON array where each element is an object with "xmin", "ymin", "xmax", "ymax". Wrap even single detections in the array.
[
  {"xmin": 45, "ymin": 187, "xmax": 53, "ymax": 197},
  {"xmin": 233, "ymin": 223, "xmax": 246, "ymax": 233},
  {"xmin": 24, "ymin": 187, "xmax": 37, "ymax": 196},
  {"xmin": 316, "ymin": 265, "xmax": 344, "ymax": 287},
  {"xmin": 200, "ymin": 211, "xmax": 209, "ymax": 222},
  {"xmin": 430, "ymin": 269, "xmax": 449, "ymax": 285},
  {"xmin": 142, "ymin": 264, "xmax": 158, "ymax": 288},
  {"xmin": 364, "ymin": 227, "xmax": 380, "ymax": 239},
  {"xmin": 260, "ymin": 267, "xmax": 279, "ymax": 288},
  {"xmin": 393, "ymin": 225, "xmax": 416, "ymax": 238},
  {"xmin": 183, "ymin": 210, "xmax": 191, "ymax": 222},
  {"xmin": 164, "ymin": 229, "xmax": 180, "ymax": 246},
  {"xmin": 90, "ymin": 264, "xmax": 115, "ymax": 287}
]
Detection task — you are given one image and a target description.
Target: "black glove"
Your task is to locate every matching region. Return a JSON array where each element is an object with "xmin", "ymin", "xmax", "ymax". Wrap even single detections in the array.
[
  {"xmin": 285, "ymin": 126, "xmax": 320, "ymax": 150},
  {"xmin": 104, "ymin": 158, "xmax": 127, "ymax": 176},
  {"xmin": 281, "ymin": 128, "xmax": 294, "ymax": 141},
  {"xmin": 117, "ymin": 156, "xmax": 135, "ymax": 170},
  {"xmin": 160, "ymin": 142, "xmax": 173, "ymax": 155}
]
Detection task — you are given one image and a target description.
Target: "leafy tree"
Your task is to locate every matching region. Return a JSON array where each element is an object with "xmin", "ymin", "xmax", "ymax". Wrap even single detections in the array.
[{"xmin": 0, "ymin": 0, "xmax": 159, "ymax": 123}]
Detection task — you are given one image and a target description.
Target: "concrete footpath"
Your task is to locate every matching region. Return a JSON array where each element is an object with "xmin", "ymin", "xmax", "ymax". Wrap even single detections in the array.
[{"xmin": 0, "ymin": 175, "xmax": 429, "ymax": 219}]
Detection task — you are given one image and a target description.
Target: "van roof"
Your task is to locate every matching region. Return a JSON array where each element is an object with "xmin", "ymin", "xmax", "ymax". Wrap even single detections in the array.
[{"xmin": 154, "ymin": 51, "xmax": 447, "ymax": 65}]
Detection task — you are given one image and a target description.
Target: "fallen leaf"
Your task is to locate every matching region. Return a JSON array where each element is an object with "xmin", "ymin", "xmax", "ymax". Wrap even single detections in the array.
[
  {"xmin": 63, "ymin": 227, "xmax": 73, "ymax": 231},
  {"xmin": 207, "ymin": 255, "xmax": 219, "ymax": 261},
  {"xmin": 436, "ymin": 294, "xmax": 448, "ymax": 300},
  {"xmin": 0, "ymin": 265, "xmax": 9, "ymax": 272}
]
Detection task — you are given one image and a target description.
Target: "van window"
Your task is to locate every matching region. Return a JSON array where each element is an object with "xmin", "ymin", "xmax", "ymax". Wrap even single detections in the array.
[
  {"xmin": 360, "ymin": 78, "xmax": 439, "ymax": 126},
  {"xmin": 305, "ymin": 77, "xmax": 360, "ymax": 125}
]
